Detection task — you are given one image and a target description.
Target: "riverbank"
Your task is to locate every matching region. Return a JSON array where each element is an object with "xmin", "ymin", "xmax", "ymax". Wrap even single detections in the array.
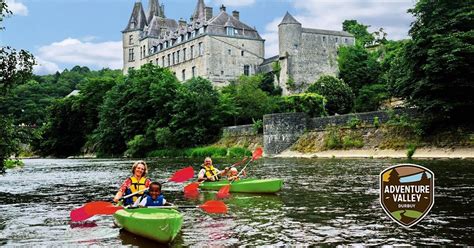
[{"xmin": 275, "ymin": 147, "xmax": 474, "ymax": 159}]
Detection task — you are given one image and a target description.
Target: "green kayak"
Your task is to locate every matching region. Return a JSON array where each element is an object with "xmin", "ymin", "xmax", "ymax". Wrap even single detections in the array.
[
  {"xmin": 199, "ymin": 178, "xmax": 283, "ymax": 193},
  {"xmin": 113, "ymin": 208, "xmax": 182, "ymax": 243}
]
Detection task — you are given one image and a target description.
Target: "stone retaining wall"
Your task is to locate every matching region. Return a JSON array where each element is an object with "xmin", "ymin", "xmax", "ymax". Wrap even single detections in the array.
[{"xmin": 222, "ymin": 124, "xmax": 256, "ymax": 137}]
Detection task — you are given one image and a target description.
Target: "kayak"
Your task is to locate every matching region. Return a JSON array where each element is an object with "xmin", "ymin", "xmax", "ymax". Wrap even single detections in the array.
[
  {"xmin": 199, "ymin": 178, "xmax": 283, "ymax": 193},
  {"xmin": 113, "ymin": 208, "xmax": 182, "ymax": 243}
]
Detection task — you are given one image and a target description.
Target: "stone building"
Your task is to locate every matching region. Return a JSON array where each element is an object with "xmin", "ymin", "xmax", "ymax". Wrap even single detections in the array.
[{"xmin": 122, "ymin": 0, "xmax": 354, "ymax": 94}]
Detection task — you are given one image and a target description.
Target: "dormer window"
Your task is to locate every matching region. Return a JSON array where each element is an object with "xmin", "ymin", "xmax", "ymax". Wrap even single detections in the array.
[
  {"xmin": 191, "ymin": 31, "xmax": 196, "ymax": 38},
  {"xmin": 226, "ymin": 27, "xmax": 235, "ymax": 36},
  {"xmin": 165, "ymin": 41, "xmax": 169, "ymax": 48},
  {"xmin": 178, "ymin": 36, "xmax": 182, "ymax": 43},
  {"xmin": 199, "ymin": 27, "xmax": 204, "ymax": 34}
]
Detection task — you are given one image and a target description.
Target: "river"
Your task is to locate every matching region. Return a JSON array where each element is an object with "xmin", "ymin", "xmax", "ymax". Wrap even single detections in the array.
[{"xmin": 0, "ymin": 158, "xmax": 472, "ymax": 246}]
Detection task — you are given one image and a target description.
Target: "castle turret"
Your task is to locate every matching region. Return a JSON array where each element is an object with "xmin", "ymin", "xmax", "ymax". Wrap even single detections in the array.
[
  {"xmin": 278, "ymin": 12, "xmax": 302, "ymax": 57},
  {"xmin": 193, "ymin": 0, "xmax": 206, "ymax": 22},
  {"xmin": 123, "ymin": 1, "xmax": 147, "ymax": 73},
  {"xmin": 147, "ymin": 0, "xmax": 164, "ymax": 24}
]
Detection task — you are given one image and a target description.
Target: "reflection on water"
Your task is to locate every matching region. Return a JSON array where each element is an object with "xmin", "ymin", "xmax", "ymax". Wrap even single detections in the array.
[{"xmin": 0, "ymin": 158, "xmax": 473, "ymax": 246}]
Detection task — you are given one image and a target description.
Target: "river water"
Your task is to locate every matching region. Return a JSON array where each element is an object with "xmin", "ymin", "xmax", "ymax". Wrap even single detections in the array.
[{"xmin": 0, "ymin": 158, "xmax": 472, "ymax": 246}]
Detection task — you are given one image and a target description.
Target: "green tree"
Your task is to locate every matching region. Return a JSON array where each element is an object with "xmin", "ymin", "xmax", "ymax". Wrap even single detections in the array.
[
  {"xmin": 0, "ymin": 3, "xmax": 35, "ymax": 169},
  {"xmin": 338, "ymin": 45, "xmax": 381, "ymax": 95},
  {"xmin": 307, "ymin": 75, "xmax": 354, "ymax": 115},
  {"xmin": 389, "ymin": 0, "xmax": 474, "ymax": 125},
  {"xmin": 354, "ymin": 84, "xmax": 389, "ymax": 112},
  {"xmin": 342, "ymin": 20, "xmax": 375, "ymax": 47},
  {"xmin": 170, "ymin": 77, "xmax": 221, "ymax": 147},
  {"xmin": 282, "ymin": 93, "xmax": 327, "ymax": 117}
]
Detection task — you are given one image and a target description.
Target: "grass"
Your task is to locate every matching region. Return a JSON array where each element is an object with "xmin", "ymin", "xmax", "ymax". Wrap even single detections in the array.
[{"xmin": 147, "ymin": 146, "xmax": 251, "ymax": 158}]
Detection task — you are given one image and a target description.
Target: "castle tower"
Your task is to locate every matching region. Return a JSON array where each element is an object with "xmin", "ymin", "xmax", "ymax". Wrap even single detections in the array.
[
  {"xmin": 193, "ymin": 0, "xmax": 206, "ymax": 22},
  {"xmin": 278, "ymin": 12, "xmax": 302, "ymax": 94},
  {"xmin": 122, "ymin": 1, "xmax": 147, "ymax": 73},
  {"xmin": 147, "ymin": 0, "xmax": 164, "ymax": 24}
]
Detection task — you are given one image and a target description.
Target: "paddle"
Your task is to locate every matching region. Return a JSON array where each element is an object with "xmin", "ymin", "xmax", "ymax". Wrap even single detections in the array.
[
  {"xmin": 70, "ymin": 166, "xmax": 195, "ymax": 222},
  {"xmin": 216, "ymin": 147, "xmax": 263, "ymax": 199},
  {"xmin": 183, "ymin": 156, "xmax": 250, "ymax": 195},
  {"xmin": 147, "ymin": 200, "xmax": 228, "ymax": 214}
]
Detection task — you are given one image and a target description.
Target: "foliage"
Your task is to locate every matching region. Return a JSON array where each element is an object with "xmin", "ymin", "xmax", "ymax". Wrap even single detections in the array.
[
  {"xmin": 259, "ymin": 73, "xmax": 281, "ymax": 96},
  {"xmin": 338, "ymin": 44, "xmax": 381, "ymax": 95},
  {"xmin": 286, "ymin": 76, "xmax": 296, "ymax": 91},
  {"xmin": 282, "ymin": 93, "xmax": 327, "ymax": 117},
  {"xmin": 125, "ymin": 135, "xmax": 152, "ymax": 158},
  {"xmin": 252, "ymin": 118, "xmax": 263, "ymax": 134},
  {"xmin": 388, "ymin": 0, "xmax": 474, "ymax": 125},
  {"xmin": 187, "ymin": 146, "xmax": 228, "ymax": 158},
  {"xmin": 342, "ymin": 20, "xmax": 375, "ymax": 47},
  {"xmin": 0, "ymin": 118, "xmax": 19, "ymax": 168},
  {"xmin": 272, "ymin": 61, "xmax": 281, "ymax": 83},
  {"xmin": 307, "ymin": 75, "xmax": 354, "ymax": 115},
  {"xmin": 228, "ymin": 147, "xmax": 252, "ymax": 158},
  {"xmin": 324, "ymin": 126, "xmax": 364, "ymax": 150},
  {"xmin": 406, "ymin": 143, "xmax": 417, "ymax": 159},
  {"xmin": 354, "ymin": 83, "xmax": 389, "ymax": 112},
  {"xmin": 222, "ymin": 75, "xmax": 277, "ymax": 125},
  {"xmin": 373, "ymin": 117, "xmax": 380, "ymax": 128},
  {"xmin": 346, "ymin": 117, "xmax": 362, "ymax": 129},
  {"xmin": 4, "ymin": 159, "xmax": 24, "ymax": 169}
]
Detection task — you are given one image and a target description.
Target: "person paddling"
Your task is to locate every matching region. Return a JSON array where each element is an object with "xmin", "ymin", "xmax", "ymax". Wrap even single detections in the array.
[
  {"xmin": 113, "ymin": 160, "xmax": 152, "ymax": 206},
  {"xmin": 197, "ymin": 157, "xmax": 227, "ymax": 182},
  {"xmin": 226, "ymin": 167, "xmax": 246, "ymax": 181},
  {"xmin": 134, "ymin": 182, "xmax": 167, "ymax": 207}
]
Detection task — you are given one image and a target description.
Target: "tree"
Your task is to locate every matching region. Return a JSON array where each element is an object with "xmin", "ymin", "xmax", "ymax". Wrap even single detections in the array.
[
  {"xmin": 0, "ymin": 3, "xmax": 35, "ymax": 169},
  {"xmin": 338, "ymin": 45, "xmax": 381, "ymax": 95},
  {"xmin": 388, "ymin": 0, "xmax": 474, "ymax": 125},
  {"xmin": 342, "ymin": 20, "xmax": 375, "ymax": 47},
  {"xmin": 307, "ymin": 75, "xmax": 354, "ymax": 115}
]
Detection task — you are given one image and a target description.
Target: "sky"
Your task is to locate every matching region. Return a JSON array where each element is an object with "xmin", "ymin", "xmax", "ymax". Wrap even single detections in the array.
[{"xmin": 1, "ymin": 0, "xmax": 416, "ymax": 75}]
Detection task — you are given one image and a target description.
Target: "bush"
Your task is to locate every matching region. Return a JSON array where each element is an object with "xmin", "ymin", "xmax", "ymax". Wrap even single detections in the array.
[
  {"xmin": 228, "ymin": 147, "xmax": 252, "ymax": 158},
  {"xmin": 282, "ymin": 93, "xmax": 327, "ymax": 117},
  {"xmin": 147, "ymin": 149, "xmax": 187, "ymax": 158},
  {"xmin": 252, "ymin": 118, "xmax": 263, "ymax": 134},
  {"xmin": 347, "ymin": 117, "xmax": 362, "ymax": 129},
  {"xmin": 307, "ymin": 75, "xmax": 354, "ymax": 115},
  {"xmin": 342, "ymin": 135, "xmax": 364, "ymax": 148},
  {"xmin": 373, "ymin": 117, "xmax": 380, "ymax": 128},
  {"xmin": 125, "ymin": 135, "xmax": 150, "ymax": 158},
  {"xmin": 406, "ymin": 143, "xmax": 417, "ymax": 159},
  {"xmin": 354, "ymin": 83, "xmax": 389, "ymax": 112},
  {"xmin": 188, "ymin": 146, "xmax": 228, "ymax": 158},
  {"xmin": 325, "ymin": 126, "xmax": 342, "ymax": 149}
]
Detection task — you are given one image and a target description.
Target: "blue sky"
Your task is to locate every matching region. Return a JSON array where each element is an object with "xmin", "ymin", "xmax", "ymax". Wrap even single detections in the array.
[{"xmin": 1, "ymin": 0, "xmax": 415, "ymax": 75}]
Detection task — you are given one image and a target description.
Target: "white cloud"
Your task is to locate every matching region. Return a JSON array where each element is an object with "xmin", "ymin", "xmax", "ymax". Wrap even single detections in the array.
[
  {"xmin": 36, "ymin": 38, "xmax": 123, "ymax": 71},
  {"xmin": 213, "ymin": 0, "xmax": 256, "ymax": 7},
  {"xmin": 33, "ymin": 57, "xmax": 61, "ymax": 75},
  {"xmin": 262, "ymin": 0, "xmax": 414, "ymax": 57},
  {"xmin": 6, "ymin": 0, "xmax": 28, "ymax": 16}
]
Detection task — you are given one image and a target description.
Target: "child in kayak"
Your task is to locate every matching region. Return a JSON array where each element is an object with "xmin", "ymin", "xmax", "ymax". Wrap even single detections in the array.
[
  {"xmin": 134, "ymin": 182, "xmax": 167, "ymax": 207},
  {"xmin": 226, "ymin": 167, "xmax": 246, "ymax": 181},
  {"xmin": 197, "ymin": 157, "xmax": 228, "ymax": 182}
]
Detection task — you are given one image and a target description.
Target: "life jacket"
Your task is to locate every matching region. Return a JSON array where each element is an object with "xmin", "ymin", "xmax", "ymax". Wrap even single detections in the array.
[
  {"xmin": 145, "ymin": 194, "xmax": 165, "ymax": 207},
  {"xmin": 226, "ymin": 168, "xmax": 240, "ymax": 181},
  {"xmin": 201, "ymin": 164, "xmax": 219, "ymax": 181},
  {"xmin": 124, "ymin": 176, "xmax": 147, "ymax": 206}
]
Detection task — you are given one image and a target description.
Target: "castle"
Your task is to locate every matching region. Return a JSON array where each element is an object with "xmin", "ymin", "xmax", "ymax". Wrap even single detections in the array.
[{"xmin": 122, "ymin": 0, "xmax": 354, "ymax": 94}]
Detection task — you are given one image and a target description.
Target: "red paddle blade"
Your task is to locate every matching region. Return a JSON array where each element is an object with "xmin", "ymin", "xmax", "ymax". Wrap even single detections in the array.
[
  {"xmin": 184, "ymin": 182, "xmax": 200, "ymax": 194},
  {"xmin": 70, "ymin": 207, "xmax": 92, "ymax": 222},
  {"xmin": 84, "ymin": 201, "xmax": 123, "ymax": 215},
  {"xmin": 252, "ymin": 147, "xmax": 263, "ymax": 161},
  {"xmin": 169, "ymin": 166, "xmax": 195, "ymax": 183},
  {"xmin": 216, "ymin": 185, "xmax": 231, "ymax": 199},
  {"xmin": 199, "ymin": 200, "xmax": 228, "ymax": 214}
]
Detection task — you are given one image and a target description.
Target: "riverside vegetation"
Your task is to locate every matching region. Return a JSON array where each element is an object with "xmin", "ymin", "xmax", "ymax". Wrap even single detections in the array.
[{"xmin": 1, "ymin": 0, "xmax": 472, "ymax": 168}]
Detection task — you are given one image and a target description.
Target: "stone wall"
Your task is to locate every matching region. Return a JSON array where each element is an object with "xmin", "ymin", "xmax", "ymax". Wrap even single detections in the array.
[
  {"xmin": 222, "ymin": 124, "xmax": 256, "ymax": 137},
  {"xmin": 263, "ymin": 112, "xmax": 308, "ymax": 155}
]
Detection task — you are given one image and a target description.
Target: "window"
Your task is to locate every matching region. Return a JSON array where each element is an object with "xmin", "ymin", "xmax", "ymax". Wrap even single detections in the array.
[
  {"xmin": 172, "ymin": 52, "xmax": 175, "ymax": 65},
  {"xmin": 156, "ymin": 58, "xmax": 159, "ymax": 65},
  {"xmin": 228, "ymin": 49, "xmax": 231, "ymax": 55},
  {"xmin": 241, "ymin": 51, "xmax": 244, "ymax": 56},
  {"xmin": 199, "ymin": 27, "xmax": 204, "ymax": 34},
  {"xmin": 192, "ymin": 66, "xmax": 196, "ymax": 77},
  {"xmin": 178, "ymin": 36, "xmax": 182, "ymax": 43},
  {"xmin": 167, "ymin": 54, "xmax": 171, "ymax": 66},
  {"xmin": 128, "ymin": 48, "xmax": 135, "ymax": 62},
  {"xmin": 244, "ymin": 65, "xmax": 250, "ymax": 76},
  {"xmin": 345, "ymin": 38, "xmax": 348, "ymax": 44},
  {"xmin": 143, "ymin": 45, "xmax": 146, "ymax": 57},
  {"xmin": 191, "ymin": 31, "xmax": 196, "ymax": 38},
  {"xmin": 177, "ymin": 50, "xmax": 180, "ymax": 63},
  {"xmin": 190, "ymin": 45, "xmax": 194, "ymax": 58},
  {"xmin": 335, "ymin": 37, "xmax": 338, "ymax": 43},
  {"xmin": 182, "ymin": 69, "xmax": 186, "ymax": 80},
  {"xmin": 129, "ymin": 35, "xmax": 133, "ymax": 45},
  {"xmin": 140, "ymin": 47, "xmax": 142, "ymax": 59},
  {"xmin": 159, "ymin": 44, "xmax": 163, "ymax": 50},
  {"xmin": 199, "ymin": 42, "xmax": 204, "ymax": 56},
  {"xmin": 165, "ymin": 41, "xmax": 168, "ymax": 48},
  {"xmin": 322, "ymin": 36, "xmax": 326, "ymax": 42},
  {"xmin": 183, "ymin": 48, "xmax": 187, "ymax": 61},
  {"xmin": 226, "ymin": 27, "xmax": 235, "ymax": 36},
  {"xmin": 162, "ymin": 56, "xmax": 165, "ymax": 67},
  {"xmin": 221, "ymin": 70, "xmax": 224, "ymax": 76}
]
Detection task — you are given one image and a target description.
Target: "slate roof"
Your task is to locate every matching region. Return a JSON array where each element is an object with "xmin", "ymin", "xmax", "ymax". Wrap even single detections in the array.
[
  {"xmin": 279, "ymin": 12, "xmax": 301, "ymax": 25},
  {"xmin": 123, "ymin": 2, "xmax": 147, "ymax": 32}
]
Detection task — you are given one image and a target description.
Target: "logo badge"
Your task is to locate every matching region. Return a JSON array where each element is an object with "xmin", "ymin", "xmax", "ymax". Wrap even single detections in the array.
[{"xmin": 380, "ymin": 164, "xmax": 434, "ymax": 227}]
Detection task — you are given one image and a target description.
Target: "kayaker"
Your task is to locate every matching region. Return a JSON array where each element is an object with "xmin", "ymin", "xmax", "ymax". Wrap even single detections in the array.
[
  {"xmin": 113, "ymin": 160, "xmax": 152, "ymax": 205},
  {"xmin": 135, "ymin": 182, "xmax": 167, "ymax": 207},
  {"xmin": 226, "ymin": 167, "xmax": 246, "ymax": 181},
  {"xmin": 197, "ymin": 157, "xmax": 227, "ymax": 182}
]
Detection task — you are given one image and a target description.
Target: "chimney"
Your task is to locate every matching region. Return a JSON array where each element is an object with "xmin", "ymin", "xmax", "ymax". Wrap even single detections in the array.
[
  {"xmin": 232, "ymin": 10, "xmax": 239, "ymax": 20},
  {"xmin": 220, "ymin": 4, "xmax": 226, "ymax": 12},
  {"xmin": 205, "ymin": 7, "xmax": 213, "ymax": 21}
]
